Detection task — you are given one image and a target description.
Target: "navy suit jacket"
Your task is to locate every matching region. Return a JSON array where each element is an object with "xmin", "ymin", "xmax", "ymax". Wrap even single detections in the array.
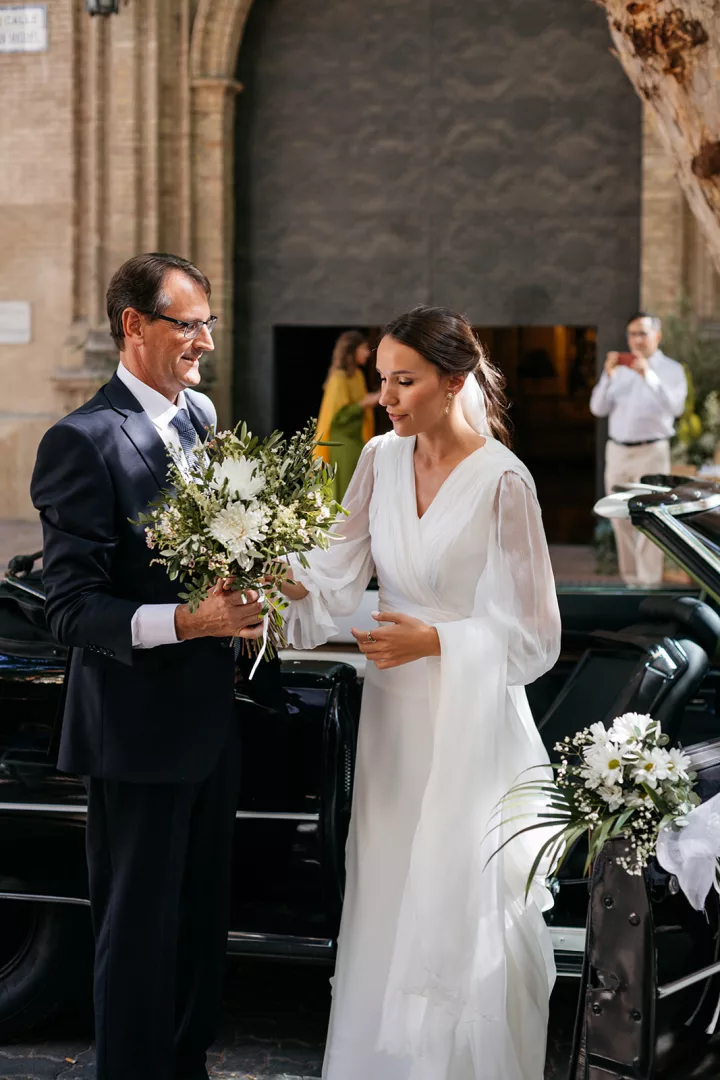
[{"xmin": 30, "ymin": 373, "xmax": 236, "ymax": 783}]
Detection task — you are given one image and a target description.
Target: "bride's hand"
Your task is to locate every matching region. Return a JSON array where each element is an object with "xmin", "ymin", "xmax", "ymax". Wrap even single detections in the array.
[
  {"xmin": 350, "ymin": 611, "xmax": 440, "ymax": 669},
  {"xmin": 277, "ymin": 566, "xmax": 309, "ymax": 602}
]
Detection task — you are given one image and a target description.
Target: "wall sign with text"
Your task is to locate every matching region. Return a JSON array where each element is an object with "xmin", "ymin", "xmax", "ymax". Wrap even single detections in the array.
[
  {"xmin": 0, "ymin": 4, "xmax": 47, "ymax": 53},
  {"xmin": 0, "ymin": 302, "xmax": 32, "ymax": 345}
]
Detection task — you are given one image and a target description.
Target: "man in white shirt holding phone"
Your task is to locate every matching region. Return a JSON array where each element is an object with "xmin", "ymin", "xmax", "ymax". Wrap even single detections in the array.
[{"xmin": 590, "ymin": 312, "xmax": 687, "ymax": 587}]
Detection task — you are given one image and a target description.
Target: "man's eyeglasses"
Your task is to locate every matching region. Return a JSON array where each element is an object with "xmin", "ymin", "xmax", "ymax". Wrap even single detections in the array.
[{"xmin": 153, "ymin": 314, "xmax": 218, "ymax": 340}]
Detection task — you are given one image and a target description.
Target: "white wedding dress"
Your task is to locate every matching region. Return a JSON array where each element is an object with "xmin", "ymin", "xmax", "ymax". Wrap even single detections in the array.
[{"xmin": 285, "ymin": 392, "xmax": 562, "ymax": 1080}]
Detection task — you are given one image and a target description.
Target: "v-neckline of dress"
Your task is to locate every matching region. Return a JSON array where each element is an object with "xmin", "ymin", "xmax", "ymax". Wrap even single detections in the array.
[{"xmin": 410, "ymin": 437, "xmax": 488, "ymax": 522}]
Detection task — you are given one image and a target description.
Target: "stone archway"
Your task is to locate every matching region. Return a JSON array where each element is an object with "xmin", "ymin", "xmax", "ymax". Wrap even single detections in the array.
[{"xmin": 189, "ymin": 0, "xmax": 255, "ymax": 426}]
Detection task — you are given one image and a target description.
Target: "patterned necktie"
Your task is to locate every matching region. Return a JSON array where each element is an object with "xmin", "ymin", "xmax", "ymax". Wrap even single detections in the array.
[{"xmin": 169, "ymin": 408, "xmax": 198, "ymax": 460}]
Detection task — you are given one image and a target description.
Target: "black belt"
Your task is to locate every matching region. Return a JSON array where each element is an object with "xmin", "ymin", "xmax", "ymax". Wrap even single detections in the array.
[{"xmin": 610, "ymin": 437, "xmax": 668, "ymax": 447}]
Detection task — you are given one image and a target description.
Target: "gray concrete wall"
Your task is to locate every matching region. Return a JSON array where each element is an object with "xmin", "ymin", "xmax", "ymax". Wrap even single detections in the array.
[{"xmin": 234, "ymin": 0, "xmax": 641, "ymax": 431}]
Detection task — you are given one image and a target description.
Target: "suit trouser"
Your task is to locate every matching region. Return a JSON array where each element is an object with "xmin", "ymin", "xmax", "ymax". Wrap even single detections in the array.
[
  {"xmin": 85, "ymin": 722, "xmax": 241, "ymax": 1080},
  {"xmin": 604, "ymin": 438, "xmax": 670, "ymax": 587}
]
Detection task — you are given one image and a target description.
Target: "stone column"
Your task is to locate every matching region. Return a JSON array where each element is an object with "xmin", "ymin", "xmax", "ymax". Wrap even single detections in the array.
[
  {"xmin": 685, "ymin": 206, "xmax": 720, "ymax": 321},
  {"xmin": 54, "ymin": 0, "xmax": 198, "ymax": 417},
  {"xmin": 54, "ymin": 3, "xmax": 117, "ymax": 415},
  {"xmin": 640, "ymin": 108, "xmax": 687, "ymax": 315},
  {"xmin": 190, "ymin": 78, "xmax": 243, "ymax": 428},
  {"xmin": 641, "ymin": 105, "xmax": 720, "ymax": 323}
]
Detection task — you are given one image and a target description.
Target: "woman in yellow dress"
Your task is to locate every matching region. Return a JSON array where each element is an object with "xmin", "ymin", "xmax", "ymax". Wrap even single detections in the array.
[{"xmin": 314, "ymin": 330, "xmax": 380, "ymax": 499}]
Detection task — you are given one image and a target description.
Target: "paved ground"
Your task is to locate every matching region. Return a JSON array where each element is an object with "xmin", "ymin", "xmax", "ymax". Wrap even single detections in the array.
[{"xmin": 0, "ymin": 962, "xmax": 579, "ymax": 1080}]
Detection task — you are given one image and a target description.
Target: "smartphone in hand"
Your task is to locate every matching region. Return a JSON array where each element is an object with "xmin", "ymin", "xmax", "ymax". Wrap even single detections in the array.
[{"xmin": 616, "ymin": 352, "xmax": 635, "ymax": 367}]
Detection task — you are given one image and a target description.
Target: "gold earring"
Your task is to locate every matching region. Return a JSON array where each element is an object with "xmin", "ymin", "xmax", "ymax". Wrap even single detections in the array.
[{"xmin": 445, "ymin": 392, "xmax": 453, "ymax": 415}]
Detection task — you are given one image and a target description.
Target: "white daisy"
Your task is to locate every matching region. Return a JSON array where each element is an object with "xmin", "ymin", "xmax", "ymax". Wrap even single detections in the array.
[
  {"xmin": 632, "ymin": 747, "xmax": 672, "ymax": 790},
  {"xmin": 611, "ymin": 712, "xmax": 653, "ymax": 744},
  {"xmin": 583, "ymin": 741, "xmax": 624, "ymax": 786},
  {"xmin": 665, "ymin": 746, "xmax": 691, "ymax": 782}
]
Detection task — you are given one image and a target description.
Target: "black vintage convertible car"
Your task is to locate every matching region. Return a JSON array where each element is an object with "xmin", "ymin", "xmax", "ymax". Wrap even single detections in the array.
[{"xmin": 3, "ymin": 476, "xmax": 720, "ymax": 1078}]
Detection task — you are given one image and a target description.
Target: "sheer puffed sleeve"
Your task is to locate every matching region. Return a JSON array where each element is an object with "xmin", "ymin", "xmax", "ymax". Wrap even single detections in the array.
[
  {"xmin": 284, "ymin": 437, "xmax": 377, "ymax": 649},
  {"xmin": 484, "ymin": 470, "xmax": 561, "ymax": 685}
]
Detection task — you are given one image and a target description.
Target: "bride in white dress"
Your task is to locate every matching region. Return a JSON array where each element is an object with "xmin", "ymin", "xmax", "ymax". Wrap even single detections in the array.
[{"xmin": 281, "ymin": 307, "xmax": 562, "ymax": 1080}]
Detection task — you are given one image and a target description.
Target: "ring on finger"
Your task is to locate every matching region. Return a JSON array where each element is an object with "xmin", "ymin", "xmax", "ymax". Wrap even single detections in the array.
[{"xmin": 366, "ymin": 632, "xmax": 377, "ymax": 644}]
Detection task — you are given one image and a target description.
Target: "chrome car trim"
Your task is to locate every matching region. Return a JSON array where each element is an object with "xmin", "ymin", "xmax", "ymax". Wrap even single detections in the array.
[
  {"xmin": 0, "ymin": 890, "xmax": 90, "ymax": 907},
  {"xmin": 549, "ymin": 926, "xmax": 586, "ymax": 953},
  {"xmin": 235, "ymin": 811, "xmax": 319, "ymax": 822},
  {"xmin": 622, "ymin": 482, "xmax": 673, "ymax": 493},
  {"xmin": 644, "ymin": 510, "xmax": 720, "ymax": 578},
  {"xmin": 0, "ymin": 802, "xmax": 88, "ymax": 814},
  {"xmin": 0, "ymin": 801, "xmax": 318, "ymax": 822},
  {"xmin": 685, "ymin": 738, "xmax": 720, "ymax": 769},
  {"xmin": 227, "ymin": 931, "xmax": 333, "ymax": 946},
  {"xmin": 554, "ymin": 962, "xmax": 582, "ymax": 979},
  {"xmin": 658, "ymin": 958, "xmax": 720, "ymax": 999},
  {"xmin": 3, "ymin": 574, "xmax": 46, "ymax": 600},
  {"xmin": 226, "ymin": 931, "xmax": 334, "ymax": 958},
  {"xmin": 645, "ymin": 493, "xmax": 720, "ymax": 518}
]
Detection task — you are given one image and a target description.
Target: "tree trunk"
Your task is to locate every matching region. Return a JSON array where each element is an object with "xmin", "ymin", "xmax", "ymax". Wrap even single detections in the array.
[{"xmin": 594, "ymin": 0, "xmax": 720, "ymax": 276}]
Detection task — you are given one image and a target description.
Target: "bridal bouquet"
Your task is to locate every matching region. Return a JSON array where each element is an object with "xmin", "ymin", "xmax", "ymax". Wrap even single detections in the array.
[
  {"xmin": 494, "ymin": 712, "xmax": 702, "ymax": 894},
  {"xmin": 136, "ymin": 419, "xmax": 343, "ymax": 669}
]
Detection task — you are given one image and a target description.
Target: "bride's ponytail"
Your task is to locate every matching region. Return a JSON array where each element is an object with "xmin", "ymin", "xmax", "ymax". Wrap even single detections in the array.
[
  {"xmin": 471, "ymin": 342, "xmax": 511, "ymax": 447},
  {"xmin": 380, "ymin": 306, "xmax": 512, "ymax": 446}
]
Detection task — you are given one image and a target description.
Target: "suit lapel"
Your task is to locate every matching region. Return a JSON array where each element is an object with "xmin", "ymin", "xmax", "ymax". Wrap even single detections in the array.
[{"xmin": 103, "ymin": 374, "xmax": 171, "ymax": 490}]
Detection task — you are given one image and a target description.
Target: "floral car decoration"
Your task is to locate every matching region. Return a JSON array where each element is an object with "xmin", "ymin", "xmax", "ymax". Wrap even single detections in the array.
[{"xmin": 493, "ymin": 713, "xmax": 719, "ymax": 906}]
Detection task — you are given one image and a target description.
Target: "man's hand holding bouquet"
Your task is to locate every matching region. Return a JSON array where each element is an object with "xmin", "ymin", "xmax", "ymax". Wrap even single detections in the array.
[{"xmin": 136, "ymin": 419, "xmax": 343, "ymax": 675}]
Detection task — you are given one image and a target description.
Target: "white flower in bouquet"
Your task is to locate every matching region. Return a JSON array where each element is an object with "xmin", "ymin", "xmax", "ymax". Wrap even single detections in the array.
[
  {"xmin": 210, "ymin": 456, "xmax": 265, "ymax": 500},
  {"xmin": 275, "ymin": 505, "xmax": 299, "ymax": 528},
  {"xmin": 632, "ymin": 746, "xmax": 673, "ymax": 789},
  {"xmin": 208, "ymin": 501, "xmax": 270, "ymax": 570},
  {"xmin": 588, "ymin": 721, "xmax": 611, "ymax": 745},
  {"xmin": 611, "ymin": 712, "xmax": 652, "ymax": 744},
  {"xmin": 666, "ymin": 746, "xmax": 692, "ymax": 782},
  {"xmin": 598, "ymin": 785, "xmax": 624, "ymax": 812},
  {"xmin": 580, "ymin": 766, "xmax": 602, "ymax": 791},
  {"xmin": 583, "ymin": 740, "xmax": 624, "ymax": 786}
]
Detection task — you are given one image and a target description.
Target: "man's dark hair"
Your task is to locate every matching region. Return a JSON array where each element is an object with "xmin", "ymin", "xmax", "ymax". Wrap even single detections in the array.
[
  {"xmin": 626, "ymin": 310, "xmax": 662, "ymax": 332},
  {"xmin": 106, "ymin": 252, "xmax": 211, "ymax": 350}
]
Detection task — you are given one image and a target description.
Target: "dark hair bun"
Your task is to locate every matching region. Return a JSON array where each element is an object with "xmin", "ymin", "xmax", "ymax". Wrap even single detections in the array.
[{"xmin": 381, "ymin": 306, "xmax": 510, "ymax": 446}]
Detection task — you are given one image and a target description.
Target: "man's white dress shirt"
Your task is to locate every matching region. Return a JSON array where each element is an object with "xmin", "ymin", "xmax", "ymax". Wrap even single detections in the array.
[
  {"xmin": 116, "ymin": 362, "xmax": 192, "ymax": 650},
  {"xmin": 589, "ymin": 349, "xmax": 687, "ymax": 443}
]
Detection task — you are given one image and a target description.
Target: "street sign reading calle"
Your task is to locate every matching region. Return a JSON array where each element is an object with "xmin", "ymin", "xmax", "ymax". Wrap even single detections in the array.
[{"xmin": 0, "ymin": 4, "xmax": 47, "ymax": 53}]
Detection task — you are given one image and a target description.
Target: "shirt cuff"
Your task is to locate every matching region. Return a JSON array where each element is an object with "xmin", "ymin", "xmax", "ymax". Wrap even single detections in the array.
[
  {"xmin": 131, "ymin": 604, "xmax": 180, "ymax": 649},
  {"xmin": 644, "ymin": 369, "xmax": 662, "ymax": 392}
]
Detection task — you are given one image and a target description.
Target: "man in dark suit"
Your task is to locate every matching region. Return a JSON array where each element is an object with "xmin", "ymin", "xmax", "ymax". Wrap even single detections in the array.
[{"xmin": 31, "ymin": 253, "xmax": 264, "ymax": 1080}]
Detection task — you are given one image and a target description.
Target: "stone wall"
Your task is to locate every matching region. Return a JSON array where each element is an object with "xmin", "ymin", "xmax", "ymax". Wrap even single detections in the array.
[
  {"xmin": 0, "ymin": 0, "xmax": 196, "ymax": 519},
  {"xmin": 641, "ymin": 109, "xmax": 720, "ymax": 319},
  {"xmin": 234, "ymin": 0, "xmax": 643, "ymax": 431},
  {"xmin": 0, "ymin": 0, "xmax": 76, "ymax": 517}
]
